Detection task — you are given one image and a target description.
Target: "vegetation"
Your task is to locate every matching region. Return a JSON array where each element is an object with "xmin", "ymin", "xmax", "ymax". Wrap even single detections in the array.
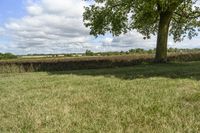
[
  {"xmin": 0, "ymin": 53, "xmax": 17, "ymax": 60},
  {"xmin": 1, "ymin": 52, "xmax": 200, "ymax": 73},
  {"xmin": 85, "ymin": 49, "xmax": 94, "ymax": 56},
  {"xmin": 0, "ymin": 61, "xmax": 200, "ymax": 132},
  {"xmin": 69, "ymin": 48, "xmax": 200, "ymax": 57},
  {"xmin": 83, "ymin": 0, "xmax": 200, "ymax": 62},
  {"xmin": 14, "ymin": 48, "xmax": 200, "ymax": 59}
]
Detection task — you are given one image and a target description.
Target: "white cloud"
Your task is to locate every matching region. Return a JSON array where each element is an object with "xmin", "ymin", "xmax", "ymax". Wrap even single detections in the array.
[
  {"xmin": 41, "ymin": 0, "xmax": 84, "ymax": 17},
  {"xmin": 4, "ymin": 0, "xmax": 93, "ymax": 54},
  {"xmin": 27, "ymin": 4, "xmax": 43, "ymax": 16},
  {"xmin": 102, "ymin": 38, "xmax": 113, "ymax": 45},
  {"xmin": 112, "ymin": 31, "xmax": 156, "ymax": 49},
  {"xmin": 0, "ymin": 27, "xmax": 6, "ymax": 36}
]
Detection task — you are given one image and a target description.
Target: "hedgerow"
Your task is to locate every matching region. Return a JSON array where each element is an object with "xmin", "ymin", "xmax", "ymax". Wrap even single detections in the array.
[{"xmin": 1, "ymin": 53, "xmax": 200, "ymax": 73}]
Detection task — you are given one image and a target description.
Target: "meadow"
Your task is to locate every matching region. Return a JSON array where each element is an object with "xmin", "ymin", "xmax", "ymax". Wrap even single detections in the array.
[{"xmin": 0, "ymin": 61, "xmax": 200, "ymax": 132}]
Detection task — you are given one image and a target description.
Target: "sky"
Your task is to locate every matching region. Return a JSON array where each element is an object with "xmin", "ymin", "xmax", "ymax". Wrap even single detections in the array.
[{"xmin": 0, "ymin": 0, "xmax": 200, "ymax": 55}]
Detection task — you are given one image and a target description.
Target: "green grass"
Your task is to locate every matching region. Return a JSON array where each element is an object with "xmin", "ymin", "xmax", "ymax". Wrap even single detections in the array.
[{"xmin": 0, "ymin": 62, "xmax": 200, "ymax": 132}]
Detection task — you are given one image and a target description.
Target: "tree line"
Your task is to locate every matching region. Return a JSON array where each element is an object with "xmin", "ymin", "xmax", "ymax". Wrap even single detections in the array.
[
  {"xmin": 0, "ymin": 53, "xmax": 17, "ymax": 60},
  {"xmin": 2, "ymin": 48, "xmax": 200, "ymax": 59},
  {"xmin": 82, "ymin": 48, "xmax": 200, "ymax": 56}
]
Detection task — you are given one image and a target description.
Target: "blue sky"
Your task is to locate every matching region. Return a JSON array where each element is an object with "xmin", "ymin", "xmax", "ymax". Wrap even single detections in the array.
[
  {"xmin": 0, "ymin": 0, "xmax": 25, "ymax": 25},
  {"xmin": 0, "ymin": 0, "xmax": 200, "ymax": 55}
]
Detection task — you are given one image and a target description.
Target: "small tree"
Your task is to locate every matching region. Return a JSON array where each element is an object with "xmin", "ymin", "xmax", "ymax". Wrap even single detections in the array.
[
  {"xmin": 83, "ymin": 0, "xmax": 200, "ymax": 62},
  {"xmin": 85, "ymin": 49, "xmax": 94, "ymax": 56}
]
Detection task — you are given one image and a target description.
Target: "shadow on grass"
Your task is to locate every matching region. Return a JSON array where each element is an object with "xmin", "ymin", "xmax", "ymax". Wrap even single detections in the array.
[{"xmin": 48, "ymin": 61, "xmax": 200, "ymax": 80}]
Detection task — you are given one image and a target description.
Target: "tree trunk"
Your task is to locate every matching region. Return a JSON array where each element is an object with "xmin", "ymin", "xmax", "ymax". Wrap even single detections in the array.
[{"xmin": 155, "ymin": 12, "xmax": 172, "ymax": 63}]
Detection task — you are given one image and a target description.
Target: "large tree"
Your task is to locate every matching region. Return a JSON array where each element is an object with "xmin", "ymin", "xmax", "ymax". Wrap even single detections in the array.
[{"xmin": 83, "ymin": 0, "xmax": 200, "ymax": 62}]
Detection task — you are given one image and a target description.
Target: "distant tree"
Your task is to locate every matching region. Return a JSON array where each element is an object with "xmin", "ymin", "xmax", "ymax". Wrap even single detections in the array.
[
  {"xmin": 0, "ymin": 53, "xmax": 17, "ymax": 60},
  {"xmin": 64, "ymin": 54, "xmax": 73, "ymax": 57},
  {"xmin": 147, "ymin": 49, "xmax": 154, "ymax": 54},
  {"xmin": 85, "ymin": 50, "xmax": 94, "ymax": 56},
  {"xmin": 135, "ymin": 48, "xmax": 145, "ymax": 53},
  {"xmin": 83, "ymin": 0, "xmax": 200, "ymax": 62},
  {"xmin": 128, "ymin": 49, "xmax": 136, "ymax": 53},
  {"xmin": 168, "ymin": 47, "xmax": 175, "ymax": 53}
]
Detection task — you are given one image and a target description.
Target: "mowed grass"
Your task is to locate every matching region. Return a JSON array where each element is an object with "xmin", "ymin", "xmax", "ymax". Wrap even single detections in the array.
[{"xmin": 0, "ymin": 62, "xmax": 200, "ymax": 132}]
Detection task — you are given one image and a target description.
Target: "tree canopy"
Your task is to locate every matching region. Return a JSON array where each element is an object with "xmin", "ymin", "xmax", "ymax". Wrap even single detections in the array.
[{"xmin": 84, "ymin": 0, "xmax": 199, "ymax": 41}]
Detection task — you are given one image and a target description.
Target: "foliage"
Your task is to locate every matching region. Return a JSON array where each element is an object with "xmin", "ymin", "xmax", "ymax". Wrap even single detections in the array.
[
  {"xmin": 85, "ymin": 49, "xmax": 94, "ymax": 56},
  {"xmin": 83, "ymin": 0, "xmax": 200, "ymax": 41},
  {"xmin": 0, "ymin": 53, "xmax": 17, "ymax": 60}
]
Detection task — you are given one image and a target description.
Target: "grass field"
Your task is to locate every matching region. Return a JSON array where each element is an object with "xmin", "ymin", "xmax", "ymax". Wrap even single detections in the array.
[{"xmin": 0, "ymin": 61, "xmax": 200, "ymax": 132}]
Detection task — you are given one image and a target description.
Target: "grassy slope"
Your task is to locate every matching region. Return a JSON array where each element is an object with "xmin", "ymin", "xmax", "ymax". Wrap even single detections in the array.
[{"xmin": 0, "ymin": 62, "xmax": 200, "ymax": 132}]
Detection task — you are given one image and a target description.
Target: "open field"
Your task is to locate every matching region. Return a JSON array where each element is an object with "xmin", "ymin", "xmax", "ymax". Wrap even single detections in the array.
[{"xmin": 0, "ymin": 61, "xmax": 200, "ymax": 132}]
